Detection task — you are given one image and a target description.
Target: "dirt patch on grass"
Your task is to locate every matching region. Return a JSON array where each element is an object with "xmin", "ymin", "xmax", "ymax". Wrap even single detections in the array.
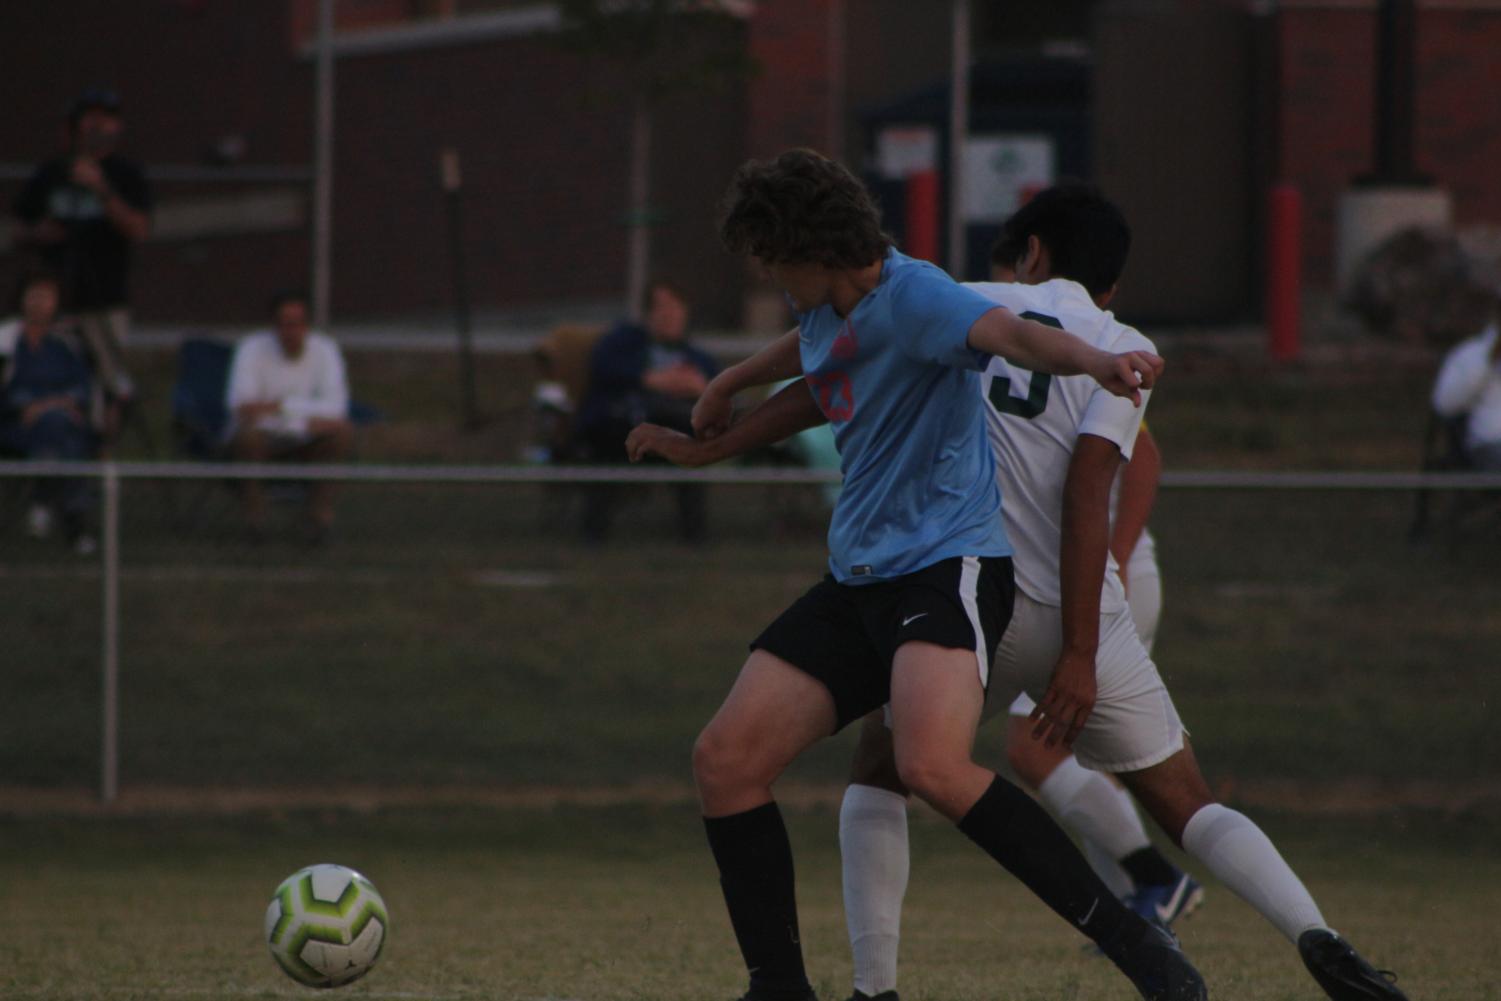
[{"xmin": 3, "ymin": 777, "xmax": 1496, "ymax": 819}]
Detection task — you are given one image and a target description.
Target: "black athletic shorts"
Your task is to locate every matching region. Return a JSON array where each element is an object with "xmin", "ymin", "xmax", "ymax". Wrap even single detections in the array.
[{"xmin": 751, "ymin": 555, "xmax": 1014, "ymax": 732}]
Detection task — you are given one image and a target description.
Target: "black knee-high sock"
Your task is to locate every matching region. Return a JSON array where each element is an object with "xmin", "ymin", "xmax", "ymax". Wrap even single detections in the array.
[
  {"xmin": 957, "ymin": 776, "xmax": 1147, "ymax": 953},
  {"xmin": 1122, "ymin": 846, "xmax": 1182, "ymax": 888},
  {"xmin": 704, "ymin": 802, "xmax": 811, "ymax": 998}
]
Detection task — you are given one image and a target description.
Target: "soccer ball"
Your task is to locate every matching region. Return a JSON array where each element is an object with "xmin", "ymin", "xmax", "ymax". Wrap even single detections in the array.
[{"xmin": 264, "ymin": 864, "xmax": 389, "ymax": 988}]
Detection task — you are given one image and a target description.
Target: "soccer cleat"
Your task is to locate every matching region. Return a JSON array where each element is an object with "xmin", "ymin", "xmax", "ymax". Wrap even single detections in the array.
[
  {"xmin": 843, "ymin": 992, "xmax": 898, "ymax": 1001},
  {"xmin": 1298, "ymin": 929, "xmax": 1409, "ymax": 1000},
  {"xmin": 1111, "ymin": 920, "xmax": 1208, "ymax": 1001},
  {"xmin": 733, "ymin": 990, "xmax": 818, "ymax": 1001},
  {"xmin": 1126, "ymin": 872, "xmax": 1206, "ymax": 929}
]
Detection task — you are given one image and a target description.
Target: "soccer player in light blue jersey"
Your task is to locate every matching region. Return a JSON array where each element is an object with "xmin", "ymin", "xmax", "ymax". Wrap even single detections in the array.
[{"xmin": 630, "ymin": 149, "xmax": 1202, "ymax": 1001}]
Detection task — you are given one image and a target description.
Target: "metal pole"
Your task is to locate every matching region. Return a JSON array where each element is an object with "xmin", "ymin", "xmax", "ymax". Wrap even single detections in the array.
[
  {"xmin": 101, "ymin": 463, "xmax": 120, "ymax": 804},
  {"xmin": 440, "ymin": 148, "xmax": 481, "ymax": 428},
  {"xmin": 826, "ymin": 0, "xmax": 847, "ymax": 160},
  {"xmin": 1373, "ymin": 0, "xmax": 1418, "ymax": 181},
  {"xmin": 624, "ymin": 95, "xmax": 653, "ymax": 321},
  {"xmin": 947, "ymin": 0, "xmax": 971, "ymax": 277},
  {"xmin": 313, "ymin": 0, "xmax": 335, "ymax": 331}
]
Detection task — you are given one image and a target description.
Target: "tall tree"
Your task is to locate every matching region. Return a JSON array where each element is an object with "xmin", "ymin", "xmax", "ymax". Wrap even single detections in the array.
[{"xmin": 557, "ymin": 0, "xmax": 756, "ymax": 317}]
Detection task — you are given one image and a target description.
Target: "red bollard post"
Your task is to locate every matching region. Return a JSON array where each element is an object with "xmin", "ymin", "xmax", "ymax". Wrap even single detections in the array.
[
  {"xmin": 905, "ymin": 169, "xmax": 940, "ymax": 264},
  {"xmin": 1266, "ymin": 183, "xmax": 1303, "ymax": 363}
]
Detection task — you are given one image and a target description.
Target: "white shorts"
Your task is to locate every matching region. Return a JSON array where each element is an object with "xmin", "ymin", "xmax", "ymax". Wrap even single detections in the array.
[{"xmin": 991, "ymin": 590, "xmax": 1185, "ymax": 773}]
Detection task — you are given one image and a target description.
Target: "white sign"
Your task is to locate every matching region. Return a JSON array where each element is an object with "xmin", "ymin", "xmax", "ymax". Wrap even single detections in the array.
[
  {"xmin": 876, "ymin": 126, "xmax": 940, "ymax": 180},
  {"xmin": 963, "ymin": 134, "xmax": 1055, "ymax": 223}
]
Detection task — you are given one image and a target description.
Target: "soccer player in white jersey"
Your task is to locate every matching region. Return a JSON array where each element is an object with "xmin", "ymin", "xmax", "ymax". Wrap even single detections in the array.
[
  {"xmin": 629, "ymin": 149, "xmax": 1203, "ymax": 1001},
  {"xmin": 632, "ymin": 182, "xmax": 1410, "ymax": 1001},
  {"xmin": 986, "ymin": 211, "xmax": 1202, "ymax": 925}
]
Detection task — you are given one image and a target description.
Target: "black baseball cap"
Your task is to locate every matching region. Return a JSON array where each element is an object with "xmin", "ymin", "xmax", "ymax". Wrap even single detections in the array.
[{"xmin": 68, "ymin": 87, "xmax": 123, "ymax": 126}]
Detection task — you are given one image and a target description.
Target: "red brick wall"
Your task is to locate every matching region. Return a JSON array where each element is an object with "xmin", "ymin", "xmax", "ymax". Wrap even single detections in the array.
[
  {"xmin": 1415, "ymin": 9, "xmax": 1501, "ymax": 224},
  {"xmin": 0, "ymin": 2, "xmax": 748, "ymax": 324},
  {"xmin": 1277, "ymin": 5, "xmax": 1501, "ymax": 285},
  {"xmin": 746, "ymin": 0, "xmax": 838, "ymax": 157}
]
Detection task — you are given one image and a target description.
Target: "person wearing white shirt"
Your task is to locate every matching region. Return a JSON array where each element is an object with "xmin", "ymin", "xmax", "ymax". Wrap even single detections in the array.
[
  {"xmin": 225, "ymin": 290, "xmax": 352, "ymax": 539},
  {"xmin": 1431, "ymin": 321, "xmax": 1501, "ymax": 470}
]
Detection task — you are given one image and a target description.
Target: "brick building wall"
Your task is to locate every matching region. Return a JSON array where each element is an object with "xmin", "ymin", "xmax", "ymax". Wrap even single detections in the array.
[
  {"xmin": 1275, "ymin": 3, "xmax": 1501, "ymax": 286},
  {"xmin": 0, "ymin": 2, "xmax": 748, "ymax": 325}
]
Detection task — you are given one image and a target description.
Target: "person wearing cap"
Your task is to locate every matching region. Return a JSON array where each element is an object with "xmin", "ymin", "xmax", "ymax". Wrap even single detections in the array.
[{"xmin": 12, "ymin": 87, "xmax": 152, "ymax": 420}]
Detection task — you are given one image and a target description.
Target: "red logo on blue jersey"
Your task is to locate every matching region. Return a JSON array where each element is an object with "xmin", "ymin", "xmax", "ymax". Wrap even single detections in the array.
[{"xmin": 808, "ymin": 370, "xmax": 854, "ymax": 422}]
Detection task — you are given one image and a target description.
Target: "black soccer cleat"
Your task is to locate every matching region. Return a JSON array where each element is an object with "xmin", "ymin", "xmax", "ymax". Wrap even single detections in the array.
[
  {"xmin": 1298, "ymin": 929, "xmax": 1409, "ymax": 1000},
  {"xmin": 733, "ymin": 990, "xmax": 818, "ymax": 1001},
  {"xmin": 843, "ymin": 992, "xmax": 898, "ymax": 1001},
  {"xmin": 1112, "ymin": 921, "xmax": 1209, "ymax": 1001}
]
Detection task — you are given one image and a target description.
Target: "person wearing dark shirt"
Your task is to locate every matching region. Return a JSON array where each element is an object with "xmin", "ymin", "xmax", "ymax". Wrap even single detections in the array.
[
  {"xmin": 0, "ymin": 270, "xmax": 98, "ymax": 554},
  {"xmin": 12, "ymin": 87, "xmax": 152, "ymax": 408},
  {"xmin": 575, "ymin": 279, "xmax": 718, "ymax": 543}
]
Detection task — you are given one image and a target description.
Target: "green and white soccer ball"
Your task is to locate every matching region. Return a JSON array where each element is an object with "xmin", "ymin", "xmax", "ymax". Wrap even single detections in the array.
[{"xmin": 265, "ymin": 864, "xmax": 389, "ymax": 988}]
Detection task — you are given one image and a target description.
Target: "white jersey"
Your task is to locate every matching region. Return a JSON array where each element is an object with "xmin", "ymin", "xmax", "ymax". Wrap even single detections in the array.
[{"xmin": 966, "ymin": 278, "xmax": 1155, "ymax": 613}]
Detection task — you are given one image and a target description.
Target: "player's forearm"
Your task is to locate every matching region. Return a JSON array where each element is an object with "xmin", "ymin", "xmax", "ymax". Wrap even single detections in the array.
[
  {"xmin": 1059, "ymin": 438, "xmax": 1120, "ymax": 657},
  {"xmin": 968, "ymin": 308, "xmax": 1103, "ymax": 377},
  {"xmin": 1110, "ymin": 427, "xmax": 1160, "ymax": 568},
  {"xmin": 709, "ymin": 328, "xmax": 802, "ymax": 398},
  {"xmin": 704, "ymin": 379, "xmax": 827, "ymax": 462}
]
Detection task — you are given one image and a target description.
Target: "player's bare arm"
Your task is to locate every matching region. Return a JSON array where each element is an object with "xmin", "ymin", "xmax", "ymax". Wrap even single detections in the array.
[
  {"xmin": 630, "ymin": 378, "xmax": 826, "ymax": 466},
  {"xmin": 692, "ymin": 327, "xmax": 803, "ymax": 439},
  {"xmin": 1110, "ymin": 425, "xmax": 1161, "ymax": 593},
  {"xmin": 1032, "ymin": 432, "xmax": 1122, "ymax": 749},
  {"xmin": 966, "ymin": 307, "xmax": 1163, "ymax": 406}
]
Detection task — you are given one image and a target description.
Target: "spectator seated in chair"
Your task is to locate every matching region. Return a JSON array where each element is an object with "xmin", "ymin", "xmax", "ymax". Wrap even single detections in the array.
[
  {"xmin": 0, "ymin": 268, "xmax": 99, "ymax": 554},
  {"xmin": 573, "ymin": 279, "xmax": 718, "ymax": 544},
  {"xmin": 224, "ymin": 289, "xmax": 352, "ymax": 543},
  {"xmin": 1431, "ymin": 317, "xmax": 1501, "ymax": 471}
]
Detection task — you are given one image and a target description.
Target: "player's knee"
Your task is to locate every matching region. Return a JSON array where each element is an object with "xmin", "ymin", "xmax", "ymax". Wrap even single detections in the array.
[
  {"xmin": 691, "ymin": 725, "xmax": 758, "ymax": 796},
  {"xmin": 849, "ymin": 741, "xmax": 905, "ymax": 794},
  {"xmin": 848, "ymin": 713, "xmax": 906, "ymax": 793},
  {"xmin": 892, "ymin": 746, "xmax": 962, "ymax": 806}
]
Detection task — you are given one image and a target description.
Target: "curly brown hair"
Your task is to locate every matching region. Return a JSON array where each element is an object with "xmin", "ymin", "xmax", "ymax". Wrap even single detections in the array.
[{"xmin": 719, "ymin": 149, "xmax": 892, "ymax": 269}]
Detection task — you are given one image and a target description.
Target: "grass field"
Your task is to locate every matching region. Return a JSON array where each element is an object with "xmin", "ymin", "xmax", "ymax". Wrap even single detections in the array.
[
  {"xmin": 3, "ymin": 802, "xmax": 1496, "ymax": 1001},
  {"xmin": 3, "ymin": 339, "xmax": 1498, "ymax": 998}
]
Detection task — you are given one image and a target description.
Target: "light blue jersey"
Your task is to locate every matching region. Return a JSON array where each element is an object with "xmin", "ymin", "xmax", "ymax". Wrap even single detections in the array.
[{"xmin": 795, "ymin": 249, "xmax": 1011, "ymax": 583}]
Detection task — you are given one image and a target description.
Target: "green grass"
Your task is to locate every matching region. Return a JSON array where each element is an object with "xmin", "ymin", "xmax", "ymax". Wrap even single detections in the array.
[
  {"xmin": 0, "ymin": 802, "xmax": 1494, "ymax": 1000},
  {"xmin": 3, "ymin": 342, "xmax": 1498, "ymax": 998},
  {"xmin": 2, "ymin": 480, "xmax": 1496, "ymax": 793}
]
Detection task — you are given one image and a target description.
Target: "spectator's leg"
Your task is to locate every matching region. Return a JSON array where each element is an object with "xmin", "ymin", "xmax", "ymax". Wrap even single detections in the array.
[
  {"xmin": 230, "ymin": 427, "xmax": 272, "ymax": 530},
  {"xmin": 21, "ymin": 411, "xmax": 82, "ymax": 508},
  {"xmin": 78, "ymin": 309, "xmax": 136, "ymax": 402},
  {"xmin": 579, "ymin": 420, "xmax": 631, "ymax": 545},
  {"xmin": 302, "ymin": 422, "xmax": 354, "ymax": 530}
]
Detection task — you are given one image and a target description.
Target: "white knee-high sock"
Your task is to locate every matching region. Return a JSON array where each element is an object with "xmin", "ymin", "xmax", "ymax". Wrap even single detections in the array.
[
  {"xmin": 1037, "ymin": 756, "xmax": 1148, "ymax": 897},
  {"xmin": 840, "ymin": 784, "xmax": 909, "ymax": 996},
  {"xmin": 1182, "ymin": 803, "xmax": 1328, "ymax": 943}
]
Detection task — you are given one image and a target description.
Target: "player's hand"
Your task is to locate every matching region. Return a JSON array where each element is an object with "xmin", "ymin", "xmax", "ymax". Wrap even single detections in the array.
[
  {"xmin": 625, "ymin": 422, "xmax": 711, "ymax": 467},
  {"xmin": 1090, "ymin": 350, "xmax": 1163, "ymax": 408},
  {"xmin": 691, "ymin": 379, "xmax": 734, "ymax": 440},
  {"xmin": 1030, "ymin": 649, "xmax": 1097, "ymax": 749}
]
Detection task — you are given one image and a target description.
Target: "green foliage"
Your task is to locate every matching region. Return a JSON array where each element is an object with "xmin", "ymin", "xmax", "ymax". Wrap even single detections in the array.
[{"xmin": 555, "ymin": 0, "xmax": 758, "ymax": 101}]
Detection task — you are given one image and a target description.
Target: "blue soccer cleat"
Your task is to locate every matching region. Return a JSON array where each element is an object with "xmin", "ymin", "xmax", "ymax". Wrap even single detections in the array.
[{"xmin": 1126, "ymin": 871, "xmax": 1205, "ymax": 929}]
